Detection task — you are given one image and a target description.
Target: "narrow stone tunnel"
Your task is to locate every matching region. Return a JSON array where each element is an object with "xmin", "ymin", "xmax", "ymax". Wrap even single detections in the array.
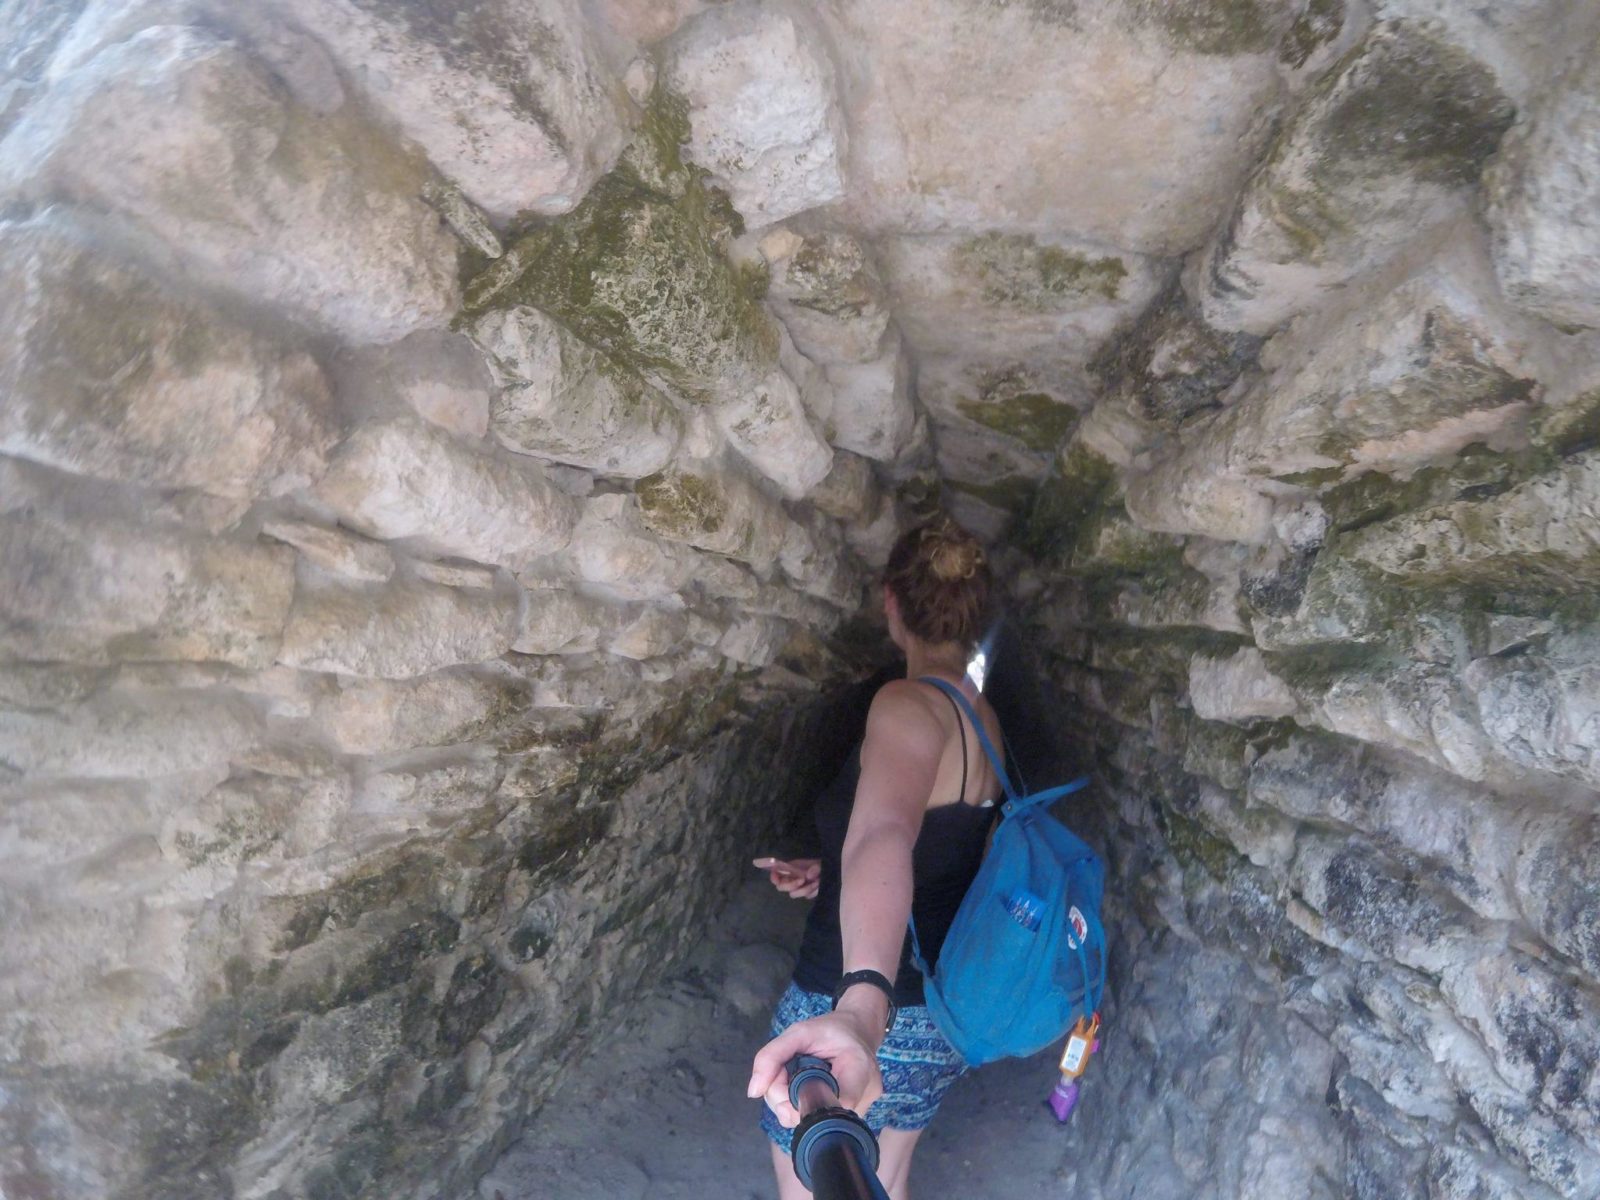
[{"xmin": 2, "ymin": 1, "xmax": 1599, "ymax": 1198}]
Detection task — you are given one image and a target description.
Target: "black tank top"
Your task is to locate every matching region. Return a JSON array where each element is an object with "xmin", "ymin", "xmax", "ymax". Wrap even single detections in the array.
[{"xmin": 791, "ymin": 710, "xmax": 996, "ymax": 1006}]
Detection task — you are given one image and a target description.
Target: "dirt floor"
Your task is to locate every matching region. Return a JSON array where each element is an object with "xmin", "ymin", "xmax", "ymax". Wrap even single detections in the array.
[{"xmin": 478, "ymin": 876, "xmax": 1096, "ymax": 1200}]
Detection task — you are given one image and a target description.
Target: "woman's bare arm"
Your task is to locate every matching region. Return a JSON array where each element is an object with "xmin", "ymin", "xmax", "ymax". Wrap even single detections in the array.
[{"xmin": 747, "ymin": 682, "xmax": 943, "ymax": 1122}]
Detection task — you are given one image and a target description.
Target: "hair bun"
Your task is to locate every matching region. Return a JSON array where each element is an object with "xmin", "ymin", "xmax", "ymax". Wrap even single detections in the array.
[{"xmin": 924, "ymin": 523, "xmax": 984, "ymax": 582}]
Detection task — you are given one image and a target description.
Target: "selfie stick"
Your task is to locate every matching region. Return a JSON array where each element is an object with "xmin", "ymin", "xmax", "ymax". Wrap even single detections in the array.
[{"xmin": 787, "ymin": 1055, "xmax": 891, "ymax": 1200}]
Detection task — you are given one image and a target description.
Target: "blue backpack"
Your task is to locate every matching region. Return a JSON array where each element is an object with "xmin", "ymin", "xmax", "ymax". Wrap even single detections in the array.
[{"xmin": 910, "ymin": 677, "xmax": 1107, "ymax": 1067}]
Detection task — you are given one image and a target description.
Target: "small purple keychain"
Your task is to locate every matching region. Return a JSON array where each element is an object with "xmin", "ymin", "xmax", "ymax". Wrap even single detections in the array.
[{"xmin": 1045, "ymin": 1013, "xmax": 1101, "ymax": 1123}]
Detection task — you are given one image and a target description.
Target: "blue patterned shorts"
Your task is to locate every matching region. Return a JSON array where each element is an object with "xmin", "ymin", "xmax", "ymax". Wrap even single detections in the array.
[{"xmin": 759, "ymin": 981, "xmax": 967, "ymax": 1151}]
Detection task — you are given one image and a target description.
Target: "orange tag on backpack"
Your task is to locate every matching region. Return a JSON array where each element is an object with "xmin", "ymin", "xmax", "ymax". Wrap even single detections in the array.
[{"xmin": 1057, "ymin": 1013, "xmax": 1101, "ymax": 1079}]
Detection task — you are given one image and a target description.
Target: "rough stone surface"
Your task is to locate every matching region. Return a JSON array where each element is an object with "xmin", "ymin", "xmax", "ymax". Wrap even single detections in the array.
[
  {"xmin": 0, "ymin": 24, "xmax": 460, "ymax": 342},
  {"xmin": 0, "ymin": 459, "xmax": 297, "ymax": 669},
  {"xmin": 277, "ymin": 564, "xmax": 522, "ymax": 679},
  {"xmin": 265, "ymin": 0, "xmax": 630, "ymax": 220},
  {"xmin": 1486, "ymin": 39, "xmax": 1600, "ymax": 331},
  {"xmin": 714, "ymin": 365, "xmax": 834, "ymax": 498},
  {"xmin": 8, "ymin": 3, "xmax": 1600, "ymax": 1198},
  {"xmin": 470, "ymin": 305, "xmax": 684, "ymax": 478},
  {"xmin": 330, "ymin": 330, "xmax": 493, "ymax": 441},
  {"xmin": 0, "ymin": 215, "xmax": 336, "ymax": 500},
  {"xmin": 761, "ymin": 228, "xmax": 892, "ymax": 364},
  {"xmin": 314, "ymin": 418, "xmax": 580, "ymax": 572},
  {"xmin": 1191, "ymin": 21, "xmax": 1515, "ymax": 333},
  {"xmin": 666, "ymin": 1, "xmax": 846, "ymax": 226}
]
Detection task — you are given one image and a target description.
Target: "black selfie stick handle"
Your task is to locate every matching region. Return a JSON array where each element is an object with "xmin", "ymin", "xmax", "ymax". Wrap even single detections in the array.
[{"xmin": 786, "ymin": 1055, "xmax": 890, "ymax": 1200}]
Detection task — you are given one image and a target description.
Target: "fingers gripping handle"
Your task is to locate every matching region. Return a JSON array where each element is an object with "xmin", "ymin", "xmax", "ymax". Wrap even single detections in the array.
[
  {"xmin": 784, "ymin": 1056, "xmax": 888, "ymax": 1200},
  {"xmin": 787, "ymin": 1055, "xmax": 842, "ymax": 1114}
]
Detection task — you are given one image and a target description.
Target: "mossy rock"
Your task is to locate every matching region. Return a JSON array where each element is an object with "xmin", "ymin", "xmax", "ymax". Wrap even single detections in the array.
[
  {"xmin": 956, "ymin": 371, "xmax": 1080, "ymax": 452},
  {"xmin": 1020, "ymin": 442, "xmax": 1118, "ymax": 562},
  {"xmin": 954, "ymin": 233, "xmax": 1128, "ymax": 310},
  {"xmin": 1138, "ymin": 0, "xmax": 1285, "ymax": 57},
  {"xmin": 462, "ymin": 86, "xmax": 775, "ymax": 405}
]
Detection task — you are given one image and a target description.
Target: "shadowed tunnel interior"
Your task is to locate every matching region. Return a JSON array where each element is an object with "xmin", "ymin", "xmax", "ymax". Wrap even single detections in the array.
[{"xmin": 2, "ymin": 1, "xmax": 1600, "ymax": 1198}]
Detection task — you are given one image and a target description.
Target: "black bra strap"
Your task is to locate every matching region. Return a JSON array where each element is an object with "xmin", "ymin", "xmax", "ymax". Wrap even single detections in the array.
[{"xmin": 930, "ymin": 685, "xmax": 969, "ymax": 805}]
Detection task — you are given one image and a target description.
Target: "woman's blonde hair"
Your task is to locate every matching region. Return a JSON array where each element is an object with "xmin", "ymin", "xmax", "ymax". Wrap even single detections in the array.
[{"xmin": 883, "ymin": 516, "xmax": 990, "ymax": 647}]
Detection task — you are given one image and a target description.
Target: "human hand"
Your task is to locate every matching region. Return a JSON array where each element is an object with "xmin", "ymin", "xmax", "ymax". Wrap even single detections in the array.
[
  {"xmin": 753, "ymin": 857, "xmax": 821, "ymax": 900},
  {"xmin": 747, "ymin": 1008, "xmax": 883, "ymax": 1127}
]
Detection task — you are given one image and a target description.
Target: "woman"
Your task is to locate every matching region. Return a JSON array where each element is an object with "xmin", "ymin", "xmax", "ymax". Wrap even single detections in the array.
[{"xmin": 748, "ymin": 516, "xmax": 1003, "ymax": 1200}]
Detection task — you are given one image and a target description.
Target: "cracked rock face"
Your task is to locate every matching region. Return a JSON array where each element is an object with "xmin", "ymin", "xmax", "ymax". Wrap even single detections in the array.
[{"xmin": 4, "ymin": 1, "xmax": 1600, "ymax": 1198}]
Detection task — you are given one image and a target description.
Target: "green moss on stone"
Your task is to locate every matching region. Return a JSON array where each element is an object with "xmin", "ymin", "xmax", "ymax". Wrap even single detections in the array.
[
  {"xmin": 1321, "ymin": 29, "xmax": 1513, "ymax": 189},
  {"xmin": 957, "ymin": 384, "xmax": 1079, "ymax": 453},
  {"xmin": 1538, "ymin": 389, "xmax": 1600, "ymax": 459},
  {"xmin": 461, "ymin": 85, "xmax": 776, "ymax": 405},
  {"xmin": 949, "ymin": 474, "xmax": 1039, "ymax": 515},
  {"xmin": 955, "ymin": 233, "xmax": 1127, "ymax": 310},
  {"xmin": 1280, "ymin": 0, "xmax": 1344, "ymax": 67},
  {"xmin": 1020, "ymin": 442, "xmax": 1118, "ymax": 561},
  {"xmin": 1142, "ymin": 0, "xmax": 1280, "ymax": 56},
  {"xmin": 636, "ymin": 470, "xmax": 728, "ymax": 538},
  {"xmin": 1161, "ymin": 808, "xmax": 1242, "ymax": 882}
]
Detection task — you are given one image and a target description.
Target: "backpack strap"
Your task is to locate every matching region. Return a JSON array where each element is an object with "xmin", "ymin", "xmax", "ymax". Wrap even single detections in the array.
[{"xmin": 918, "ymin": 676, "xmax": 1092, "ymax": 818}]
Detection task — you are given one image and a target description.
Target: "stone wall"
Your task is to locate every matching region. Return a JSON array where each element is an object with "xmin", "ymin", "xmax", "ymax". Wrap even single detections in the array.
[
  {"xmin": 1011, "ymin": 6, "xmax": 1600, "ymax": 1195},
  {"xmin": 3, "ymin": 0, "xmax": 1600, "ymax": 1198},
  {"xmin": 0, "ymin": 5, "xmax": 904, "ymax": 1198}
]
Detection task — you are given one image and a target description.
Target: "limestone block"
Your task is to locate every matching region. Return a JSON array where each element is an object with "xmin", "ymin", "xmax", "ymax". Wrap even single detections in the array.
[
  {"xmin": 1123, "ymin": 449, "xmax": 1276, "ymax": 545},
  {"xmin": 635, "ymin": 463, "xmax": 791, "ymax": 571},
  {"xmin": 1487, "ymin": 45, "xmax": 1600, "ymax": 330},
  {"xmin": 1099, "ymin": 287, "xmax": 1264, "ymax": 425},
  {"xmin": 666, "ymin": 1, "xmax": 845, "ymax": 226},
  {"xmin": 1253, "ymin": 556, "xmax": 1395, "ymax": 650},
  {"xmin": 919, "ymin": 359, "xmax": 1084, "ymax": 458},
  {"xmin": 779, "ymin": 513, "xmax": 861, "ymax": 610},
  {"xmin": 1244, "ymin": 247, "xmax": 1537, "ymax": 482},
  {"xmin": 761, "ymin": 229, "xmax": 891, "ymax": 365},
  {"xmin": 827, "ymin": 0, "xmax": 1298, "ymax": 255},
  {"xmin": 1439, "ymin": 947, "xmax": 1600, "ymax": 1143},
  {"xmin": 314, "ymin": 418, "xmax": 579, "ymax": 572},
  {"xmin": 937, "ymin": 423, "xmax": 1052, "ymax": 532},
  {"xmin": 260, "ymin": 519, "xmax": 395, "ymax": 584},
  {"xmin": 0, "ymin": 26, "xmax": 459, "ymax": 343},
  {"xmin": 878, "ymin": 232, "xmax": 1167, "ymax": 368},
  {"xmin": 1191, "ymin": 22, "xmax": 1515, "ymax": 333},
  {"xmin": 943, "ymin": 491, "xmax": 1012, "ymax": 544},
  {"xmin": 46, "ymin": 0, "xmax": 346, "ymax": 113},
  {"xmin": 822, "ymin": 333, "xmax": 919, "ymax": 465},
  {"xmin": 0, "ymin": 216, "xmax": 335, "ymax": 500},
  {"xmin": 844, "ymin": 494, "xmax": 903, "ymax": 569},
  {"xmin": 607, "ymin": 608, "xmax": 689, "ymax": 660},
  {"xmin": 470, "ymin": 306, "xmax": 683, "ymax": 478},
  {"xmin": 1515, "ymin": 812, "xmax": 1600, "ymax": 978},
  {"xmin": 307, "ymin": 667, "xmax": 534, "ymax": 757},
  {"xmin": 595, "ymin": 0, "xmax": 709, "ymax": 44},
  {"xmin": 1310, "ymin": 663, "xmax": 1498, "ymax": 785},
  {"xmin": 718, "ymin": 615, "xmax": 788, "ymax": 666},
  {"xmin": 510, "ymin": 587, "xmax": 608, "ymax": 657},
  {"xmin": 0, "ymin": 687, "xmax": 261, "ymax": 781},
  {"xmin": 1341, "ymin": 453, "xmax": 1600, "ymax": 589},
  {"xmin": 715, "ymin": 366, "xmax": 834, "ymax": 498},
  {"xmin": 0, "ymin": 463, "xmax": 296, "ymax": 668},
  {"xmin": 1188, "ymin": 649, "xmax": 1300, "ymax": 721},
  {"xmin": 463, "ymin": 92, "xmax": 780, "ymax": 408},
  {"xmin": 1462, "ymin": 628, "xmax": 1600, "ymax": 791},
  {"xmin": 1247, "ymin": 733, "xmax": 1521, "ymax": 922},
  {"xmin": 263, "ymin": 0, "xmax": 628, "ymax": 220},
  {"xmin": 344, "ymin": 758, "xmax": 503, "ymax": 838},
  {"xmin": 808, "ymin": 450, "xmax": 880, "ymax": 523},
  {"xmin": 568, "ymin": 493, "xmax": 697, "ymax": 602},
  {"xmin": 277, "ymin": 568, "xmax": 521, "ymax": 679},
  {"xmin": 330, "ymin": 331, "xmax": 492, "ymax": 440}
]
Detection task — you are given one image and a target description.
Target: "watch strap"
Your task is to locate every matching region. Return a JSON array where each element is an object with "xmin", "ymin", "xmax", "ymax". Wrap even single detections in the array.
[{"xmin": 832, "ymin": 969, "xmax": 898, "ymax": 1035}]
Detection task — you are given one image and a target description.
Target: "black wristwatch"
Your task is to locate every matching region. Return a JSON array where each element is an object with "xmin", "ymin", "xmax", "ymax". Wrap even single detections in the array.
[{"xmin": 832, "ymin": 969, "xmax": 898, "ymax": 1035}]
